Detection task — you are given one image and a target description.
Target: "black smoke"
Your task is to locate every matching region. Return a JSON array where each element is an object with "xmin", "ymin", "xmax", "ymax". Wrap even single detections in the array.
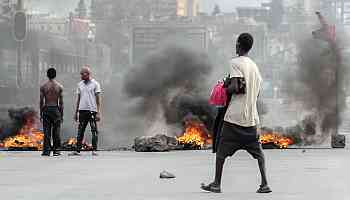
[
  {"xmin": 0, "ymin": 107, "xmax": 38, "ymax": 141},
  {"xmin": 123, "ymin": 46, "xmax": 214, "ymax": 134},
  {"xmin": 286, "ymin": 36, "xmax": 347, "ymax": 144}
]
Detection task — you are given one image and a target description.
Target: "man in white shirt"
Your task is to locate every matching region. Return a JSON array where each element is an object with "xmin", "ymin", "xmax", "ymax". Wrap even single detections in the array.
[
  {"xmin": 201, "ymin": 33, "xmax": 271, "ymax": 193},
  {"xmin": 70, "ymin": 66, "xmax": 102, "ymax": 156}
]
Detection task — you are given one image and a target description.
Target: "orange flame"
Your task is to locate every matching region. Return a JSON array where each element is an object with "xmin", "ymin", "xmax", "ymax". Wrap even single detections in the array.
[
  {"xmin": 177, "ymin": 119, "xmax": 212, "ymax": 148},
  {"xmin": 259, "ymin": 133, "xmax": 294, "ymax": 149},
  {"xmin": 3, "ymin": 126, "xmax": 44, "ymax": 150},
  {"xmin": 63, "ymin": 137, "xmax": 93, "ymax": 151},
  {"xmin": 67, "ymin": 137, "xmax": 77, "ymax": 145}
]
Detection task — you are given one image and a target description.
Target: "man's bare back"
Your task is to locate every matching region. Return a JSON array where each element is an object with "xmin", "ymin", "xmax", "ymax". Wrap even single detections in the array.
[
  {"xmin": 40, "ymin": 80, "xmax": 63, "ymax": 116},
  {"xmin": 40, "ymin": 67, "xmax": 64, "ymax": 156}
]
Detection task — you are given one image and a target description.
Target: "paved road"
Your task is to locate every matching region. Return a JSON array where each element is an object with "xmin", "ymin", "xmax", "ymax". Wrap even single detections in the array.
[{"xmin": 0, "ymin": 149, "xmax": 349, "ymax": 200}]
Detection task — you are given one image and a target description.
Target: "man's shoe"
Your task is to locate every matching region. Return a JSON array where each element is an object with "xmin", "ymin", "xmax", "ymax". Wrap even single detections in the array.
[
  {"xmin": 256, "ymin": 185, "xmax": 272, "ymax": 193},
  {"xmin": 92, "ymin": 151, "xmax": 98, "ymax": 156},
  {"xmin": 41, "ymin": 152, "xmax": 50, "ymax": 156},
  {"xmin": 200, "ymin": 182, "xmax": 221, "ymax": 193},
  {"xmin": 53, "ymin": 151, "xmax": 61, "ymax": 156},
  {"xmin": 68, "ymin": 151, "xmax": 81, "ymax": 156}
]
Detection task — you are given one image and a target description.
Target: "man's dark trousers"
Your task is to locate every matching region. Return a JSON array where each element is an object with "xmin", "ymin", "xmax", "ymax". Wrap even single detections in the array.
[
  {"xmin": 76, "ymin": 110, "xmax": 98, "ymax": 152},
  {"xmin": 42, "ymin": 106, "xmax": 61, "ymax": 154}
]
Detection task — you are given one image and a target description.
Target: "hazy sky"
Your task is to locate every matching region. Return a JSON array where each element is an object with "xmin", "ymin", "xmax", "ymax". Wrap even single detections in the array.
[
  {"xmin": 23, "ymin": 0, "xmax": 306, "ymax": 17},
  {"xmin": 22, "ymin": 0, "xmax": 273, "ymax": 17}
]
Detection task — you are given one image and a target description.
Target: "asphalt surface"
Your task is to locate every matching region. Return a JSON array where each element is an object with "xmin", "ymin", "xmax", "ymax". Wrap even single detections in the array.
[{"xmin": 0, "ymin": 149, "xmax": 349, "ymax": 200}]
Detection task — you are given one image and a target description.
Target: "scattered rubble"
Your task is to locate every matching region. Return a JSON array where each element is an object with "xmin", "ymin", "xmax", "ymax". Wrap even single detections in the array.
[{"xmin": 134, "ymin": 134, "xmax": 180, "ymax": 152}]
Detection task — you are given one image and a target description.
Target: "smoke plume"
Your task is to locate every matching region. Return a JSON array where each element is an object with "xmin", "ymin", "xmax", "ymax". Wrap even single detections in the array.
[
  {"xmin": 0, "ymin": 107, "xmax": 38, "ymax": 141},
  {"xmin": 286, "ymin": 35, "xmax": 347, "ymax": 144},
  {"xmin": 122, "ymin": 46, "xmax": 214, "ymax": 137}
]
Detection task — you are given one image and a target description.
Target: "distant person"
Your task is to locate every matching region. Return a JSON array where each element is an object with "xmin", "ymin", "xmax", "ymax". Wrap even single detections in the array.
[
  {"xmin": 201, "ymin": 33, "xmax": 272, "ymax": 193},
  {"xmin": 40, "ymin": 67, "xmax": 63, "ymax": 156},
  {"xmin": 312, "ymin": 11, "xmax": 339, "ymax": 60},
  {"xmin": 70, "ymin": 66, "xmax": 101, "ymax": 156},
  {"xmin": 312, "ymin": 11, "xmax": 335, "ymax": 43}
]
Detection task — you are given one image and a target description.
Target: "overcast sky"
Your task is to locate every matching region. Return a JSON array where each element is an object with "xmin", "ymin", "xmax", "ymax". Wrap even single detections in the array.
[{"xmin": 23, "ymin": 0, "xmax": 275, "ymax": 17}]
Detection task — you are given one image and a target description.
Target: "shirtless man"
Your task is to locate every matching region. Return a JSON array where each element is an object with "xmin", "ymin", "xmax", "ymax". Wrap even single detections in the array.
[{"xmin": 40, "ymin": 67, "xmax": 63, "ymax": 156}]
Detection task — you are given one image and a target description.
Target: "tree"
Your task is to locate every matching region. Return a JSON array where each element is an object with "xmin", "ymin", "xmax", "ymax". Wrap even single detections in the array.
[
  {"xmin": 75, "ymin": 0, "xmax": 87, "ymax": 19},
  {"xmin": 212, "ymin": 4, "xmax": 221, "ymax": 16},
  {"xmin": 90, "ymin": 0, "xmax": 98, "ymax": 19}
]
